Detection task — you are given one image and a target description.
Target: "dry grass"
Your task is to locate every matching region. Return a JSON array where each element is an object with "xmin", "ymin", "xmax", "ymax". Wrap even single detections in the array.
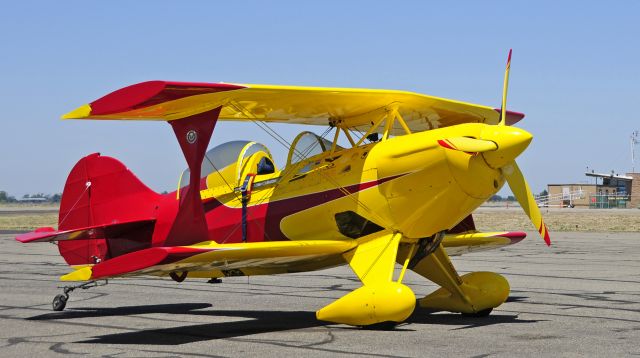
[
  {"xmin": 474, "ymin": 208, "xmax": 640, "ymax": 233},
  {"xmin": 0, "ymin": 205, "xmax": 59, "ymax": 231},
  {"xmin": 1, "ymin": 205, "xmax": 639, "ymax": 233},
  {"xmin": 0, "ymin": 213, "xmax": 58, "ymax": 231}
]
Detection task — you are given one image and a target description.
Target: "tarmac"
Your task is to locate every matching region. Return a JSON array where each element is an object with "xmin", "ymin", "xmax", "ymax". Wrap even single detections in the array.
[{"xmin": 0, "ymin": 231, "xmax": 639, "ymax": 357}]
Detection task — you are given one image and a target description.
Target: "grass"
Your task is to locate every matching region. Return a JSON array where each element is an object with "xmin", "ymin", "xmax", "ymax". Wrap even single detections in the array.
[
  {"xmin": 474, "ymin": 208, "xmax": 640, "ymax": 233},
  {"xmin": 0, "ymin": 214, "xmax": 58, "ymax": 231},
  {"xmin": 1, "ymin": 205, "xmax": 638, "ymax": 233}
]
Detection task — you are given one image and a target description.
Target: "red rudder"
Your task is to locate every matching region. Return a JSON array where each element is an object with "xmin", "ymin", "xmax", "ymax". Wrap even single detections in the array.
[{"xmin": 58, "ymin": 153, "xmax": 161, "ymax": 266}]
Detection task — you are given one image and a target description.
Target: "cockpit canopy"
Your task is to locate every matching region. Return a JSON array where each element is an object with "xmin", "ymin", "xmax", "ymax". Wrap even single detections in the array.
[
  {"xmin": 178, "ymin": 131, "xmax": 340, "ymax": 191},
  {"xmin": 179, "ymin": 140, "xmax": 276, "ymax": 189}
]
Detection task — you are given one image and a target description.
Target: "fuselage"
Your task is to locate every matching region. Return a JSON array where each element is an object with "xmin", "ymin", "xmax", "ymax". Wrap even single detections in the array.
[{"xmin": 189, "ymin": 123, "xmax": 520, "ymax": 245}]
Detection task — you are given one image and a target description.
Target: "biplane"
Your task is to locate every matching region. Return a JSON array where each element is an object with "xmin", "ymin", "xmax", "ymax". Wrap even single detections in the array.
[{"xmin": 16, "ymin": 51, "xmax": 550, "ymax": 326}]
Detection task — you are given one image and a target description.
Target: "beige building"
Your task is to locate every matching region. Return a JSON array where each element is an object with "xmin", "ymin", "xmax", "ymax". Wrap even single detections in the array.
[
  {"xmin": 629, "ymin": 172, "xmax": 640, "ymax": 208},
  {"xmin": 547, "ymin": 172, "xmax": 639, "ymax": 208},
  {"xmin": 546, "ymin": 183, "xmax": 596, "ymax": 208}
]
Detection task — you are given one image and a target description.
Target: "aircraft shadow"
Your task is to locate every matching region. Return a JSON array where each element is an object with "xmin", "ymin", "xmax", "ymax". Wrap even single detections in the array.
[
  {"xmin": 27, "ymin": 300, "xmax": 541, "ymax": 345},
  {"xmin": 407, "ymin": 310, "xmax": 542, "ymax": 330},
  {"xmin": 83, "ymin": 309, "xmax": 324, "ymax": 345},
  {"xmin": 27, "ymin": 303, "xmax": 214, "ymax": 321}
]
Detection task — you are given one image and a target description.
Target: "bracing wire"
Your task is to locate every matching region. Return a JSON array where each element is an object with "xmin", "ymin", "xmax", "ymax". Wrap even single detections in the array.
[{"xmin": 225, "ymin": 101, "xmax": 393, "ymax": 229}]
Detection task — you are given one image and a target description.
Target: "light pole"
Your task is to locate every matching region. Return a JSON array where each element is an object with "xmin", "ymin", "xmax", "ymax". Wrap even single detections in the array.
[{"xmin": 632, "ymin": 131, "xmax": 639, "ymax": 173}]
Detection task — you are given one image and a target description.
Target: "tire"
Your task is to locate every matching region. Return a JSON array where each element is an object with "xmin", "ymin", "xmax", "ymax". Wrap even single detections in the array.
[{"xmin": 52, "ymin": 294, "xmax": 67, "ymax": 311}]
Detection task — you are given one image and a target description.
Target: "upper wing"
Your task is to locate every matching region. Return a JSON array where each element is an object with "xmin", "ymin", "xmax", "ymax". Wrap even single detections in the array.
[
  {"xmin": 60, "ymin": 239, "xmax": 356, "ymax": 281},
  {"xmin": 62, "ymin": 81, "xmax": 524, "ymax": 133}
]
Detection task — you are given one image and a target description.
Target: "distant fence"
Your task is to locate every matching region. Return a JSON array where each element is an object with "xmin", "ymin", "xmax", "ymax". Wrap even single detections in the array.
[
  {"xmin": 535, "ymin": 190, "xmax": 585, "ymax": 208},
  {"xmin": 588, "ymin": 194, "xmax": 638, "ymax": 209},
  {"xmin": 484, "ymin": 194, "xmax": 640, "ymax": 209}
]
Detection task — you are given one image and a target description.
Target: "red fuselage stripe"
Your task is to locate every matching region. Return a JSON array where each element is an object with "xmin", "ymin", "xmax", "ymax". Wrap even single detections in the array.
[{"xmin": 200, "ymin": 174, "xmax": 405, "ymax": 243}]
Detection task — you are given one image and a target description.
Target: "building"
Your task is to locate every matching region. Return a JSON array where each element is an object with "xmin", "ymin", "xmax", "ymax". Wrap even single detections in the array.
[
  {"xmin": 547, "ymin": 172, "xmax": 640, "ymax": 208},
  {"xmin": 15, "ymin": 197, "xmax": 48, "ymax": 204},
  {"xmin": 630, "ymin": 172, "xmax": 640, "ymax": 208}
]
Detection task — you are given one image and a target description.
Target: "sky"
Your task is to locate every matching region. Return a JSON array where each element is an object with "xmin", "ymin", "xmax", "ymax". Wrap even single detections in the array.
[{"xmin": 1, "ymin": 1, "xmax": 638, "ymax": 197}]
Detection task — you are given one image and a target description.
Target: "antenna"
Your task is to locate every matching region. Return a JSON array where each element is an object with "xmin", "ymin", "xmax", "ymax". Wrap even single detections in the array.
[{"xmin": 632, "ymin": 130, "xmax": 640, "ymax": 173}]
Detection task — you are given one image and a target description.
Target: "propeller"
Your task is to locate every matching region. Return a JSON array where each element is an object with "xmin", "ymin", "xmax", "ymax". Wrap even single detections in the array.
[
  {"xmin": 499, "ymin": 49, "xmax": 512, "ymax": 126},
  {"xmin": 503, "ymin": 162, "xmax": 551, "ymax": 245},
  {"xmin": 497, "ymin": 49, "xmax": 550, "ymax": 246},
  {"xmin": 438, "ymin": 49, "xmax": 551, "ymax": 246}
]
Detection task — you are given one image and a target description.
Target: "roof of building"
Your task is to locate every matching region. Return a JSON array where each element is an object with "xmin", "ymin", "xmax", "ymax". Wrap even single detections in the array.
[
  {"xmin": 548, "ymin": 183, "xmax": 595, "ymax": 186},
  {"xmin": 584, "ymin": 172, "xmax": 633, "ymax": 180}
]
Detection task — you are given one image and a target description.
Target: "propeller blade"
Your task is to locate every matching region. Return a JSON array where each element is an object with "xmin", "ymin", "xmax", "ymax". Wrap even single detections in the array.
[
  {"xmin": 437, "ymin": 137, "xmax": 498, "ymax": 154},
  {"xmin": 499, "ymin": 49, "xmax": 512, "ymax": 126},
  {"xmin": 503, "ymin": 161, "xmax": 551, "ymax": 246}
]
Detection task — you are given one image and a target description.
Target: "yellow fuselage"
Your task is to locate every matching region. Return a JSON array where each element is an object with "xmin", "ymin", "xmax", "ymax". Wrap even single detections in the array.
[{"xmin": 205, "ymin": 123, "xmax": 526, "ymax": 245}]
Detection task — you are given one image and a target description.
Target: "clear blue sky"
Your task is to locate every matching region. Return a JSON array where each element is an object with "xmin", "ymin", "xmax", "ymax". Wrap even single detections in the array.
[{"xmin": 1, "ymin": 1, "xmax": 638, "ymax": 197}]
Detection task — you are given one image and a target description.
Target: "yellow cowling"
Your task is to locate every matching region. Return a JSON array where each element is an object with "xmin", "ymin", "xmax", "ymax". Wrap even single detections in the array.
[{"xmin": 316, "ymin": 282, "xmax": 415, "ymax": 326}]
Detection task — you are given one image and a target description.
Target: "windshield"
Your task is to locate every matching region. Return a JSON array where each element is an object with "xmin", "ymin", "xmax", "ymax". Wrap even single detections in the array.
[{"xmin": 288, "ymin": 131, "xmax": 341, "ymax": 166}]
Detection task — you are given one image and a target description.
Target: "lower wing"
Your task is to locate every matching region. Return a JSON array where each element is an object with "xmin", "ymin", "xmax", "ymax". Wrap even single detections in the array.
[
  {"xmin": 60, "ymin": 239, "xmax": 356, "ymax": 281},
  {"xmin": 443, "ymin": 231, "xmax": 526, "ymax": 256}
]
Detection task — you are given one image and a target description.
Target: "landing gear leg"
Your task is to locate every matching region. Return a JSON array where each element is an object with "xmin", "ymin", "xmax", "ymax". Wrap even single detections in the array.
[{"xmin": 52, "ymin": 280, "xmax": 108, "ymax": 311}]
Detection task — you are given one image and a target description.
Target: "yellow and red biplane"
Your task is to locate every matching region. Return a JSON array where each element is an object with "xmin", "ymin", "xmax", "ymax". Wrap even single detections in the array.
[{"xmin": 16, "ymin": 51, "xmax": 550, "ymax": 326}]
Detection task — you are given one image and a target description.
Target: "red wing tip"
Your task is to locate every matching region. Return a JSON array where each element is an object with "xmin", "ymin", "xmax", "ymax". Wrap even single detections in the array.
[
  {"xmin": 89, "ymin": 80, "xmax": 246, "ymax": 116},
  {"xmin": 497, "ymin": 231, "xmax": 527, "ymax": 244},
  {"xmin": 437, "ymin": 139, "xmax": 457, "ymax": 150}
]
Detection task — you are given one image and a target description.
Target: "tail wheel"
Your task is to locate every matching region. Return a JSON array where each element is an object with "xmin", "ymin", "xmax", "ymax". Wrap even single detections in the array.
[{"xmin": 52, "ymin": 294, "xmax": 68, "ymax": 311}]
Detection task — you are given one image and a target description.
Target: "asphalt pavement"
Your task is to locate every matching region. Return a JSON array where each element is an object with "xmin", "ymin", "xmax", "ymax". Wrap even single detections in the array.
[{"xmin": 0, "ymin": 232, "xmax": 639, "ymax": 357}]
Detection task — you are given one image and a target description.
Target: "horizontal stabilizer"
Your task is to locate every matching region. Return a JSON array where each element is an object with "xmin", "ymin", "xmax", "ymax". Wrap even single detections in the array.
[{"xmin": 15, "ymin": 219, "xmax": 155, "ymax": 243}]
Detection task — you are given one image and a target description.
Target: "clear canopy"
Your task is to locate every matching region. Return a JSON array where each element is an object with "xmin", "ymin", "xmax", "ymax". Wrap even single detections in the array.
[
  {"xmin": 178, "ymin": 131, "xmax": 339, "ymax": 190},
  {"xmin": 179, "ymin": 140, "xmax": 272, "ymax": 188}
]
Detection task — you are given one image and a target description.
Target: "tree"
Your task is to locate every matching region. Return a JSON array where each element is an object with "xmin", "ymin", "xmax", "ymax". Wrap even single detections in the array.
[
  {"xmin": 0, "ymin": 191, "xmax": 16, "ymax": 202},
  {"xmin": 539, "ymin": 189, "xmax": 548, "ymax": 197}
]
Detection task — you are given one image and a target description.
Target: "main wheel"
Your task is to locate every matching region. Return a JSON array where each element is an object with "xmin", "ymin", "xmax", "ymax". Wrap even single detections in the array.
[
  {"xmin": 52, "ymin": 294, "xmax": 67, "ymax": 311},
  {"xmin": 462, "ymin": 308, "xmax": 493, "ymax": 317}
]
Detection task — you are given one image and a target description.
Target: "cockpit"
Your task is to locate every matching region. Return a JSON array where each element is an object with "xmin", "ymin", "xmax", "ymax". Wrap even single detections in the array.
[
  {"xmin": 178, "ymin": 140, "xmax": 277, "ymax": 190},
  {"xmin": 177, "ymin": 131, "xmax": 343, "ymax": 192}
]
